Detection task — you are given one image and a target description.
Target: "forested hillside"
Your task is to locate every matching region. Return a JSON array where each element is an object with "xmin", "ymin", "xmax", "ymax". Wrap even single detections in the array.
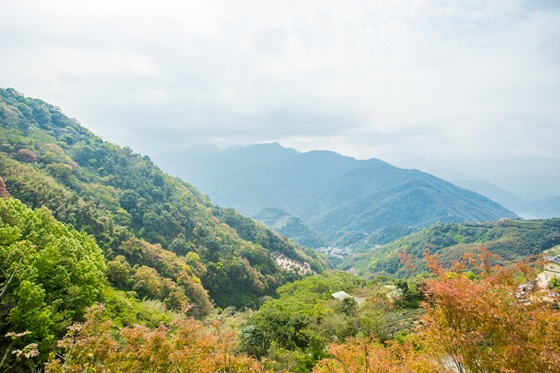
[
  {"xmin": 26, "ymin": 251, "xmax": 560, "ymax": 372},
  {"xmin": 341, "ymin": 218, "xmax": 560, "ymax": 278},
  {"xmin": 253, "ymin": 207, "xmax": 328, "ymax": 248},
  {"xmin": 0, "ymin": 88, "xmax": 327, "ymax": 312}
]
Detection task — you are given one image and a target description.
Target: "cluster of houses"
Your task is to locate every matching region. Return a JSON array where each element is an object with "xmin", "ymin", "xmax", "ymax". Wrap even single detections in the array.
[
  {"xmin": 315, "ymin": 246, "xmax": 353, "ymax": 260},
  {"xmin": 332, "ymin": 255, "xmax": 560, "ymax": 307}
]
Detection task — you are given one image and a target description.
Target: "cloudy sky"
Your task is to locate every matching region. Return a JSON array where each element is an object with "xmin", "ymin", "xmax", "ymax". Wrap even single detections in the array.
[{"xmin": 1, "ymin": 0, "xmax": 559, "ymax": 191}]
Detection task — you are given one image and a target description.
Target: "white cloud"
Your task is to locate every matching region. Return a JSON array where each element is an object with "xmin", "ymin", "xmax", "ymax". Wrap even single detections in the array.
[{"xmin": 0, "ymin": 0, "xmax": 559, "ymax": 169}]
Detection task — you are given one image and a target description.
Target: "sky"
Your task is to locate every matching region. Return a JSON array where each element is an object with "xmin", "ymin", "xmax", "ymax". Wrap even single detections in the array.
[{"xmin": 1, "ymin": 0, "xmax": 559, "ymax": 195}]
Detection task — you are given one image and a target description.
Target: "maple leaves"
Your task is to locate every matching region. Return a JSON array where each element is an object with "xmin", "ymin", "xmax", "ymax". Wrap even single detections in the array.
[
  {"xmin": 419, "ymin": 253, "xmax": 560, "ymax": 373},
  {"xmin": 46, "ymin": 304, "xmax": 270, "ymax": 373},
  {"xmin": 313, "ymin": 251, "xmax": 560, "ymax": 373},
  {"xmin": 1, "ymin": 331, "xmax": 39, "ymax": 371},
  {"xmin": 313, "ymin": 337, "xmax": 444, "ymax": 373}
]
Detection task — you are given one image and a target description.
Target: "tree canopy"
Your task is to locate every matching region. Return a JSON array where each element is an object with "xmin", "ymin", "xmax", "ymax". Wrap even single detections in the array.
[
  {"xmin": 0, "ymin": 198, "xmax": 105, "ymax": 370},
  {"xmin": 0, "ymin": 87, "xmax": 327, "ymax": 313}
]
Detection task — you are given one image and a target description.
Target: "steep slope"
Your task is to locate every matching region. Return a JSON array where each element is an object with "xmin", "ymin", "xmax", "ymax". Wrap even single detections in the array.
[
  {"xmin": 0, "ymin": 88, "xmax": 327, "ymax": 312},
  {"xmin": 252, "ymin": 207, "xmax": 328, "ymax": 249},
  {"xmin": 396, "ymin": 157, "xmax": 560, "ymax": 219},
  {"xmin": 156, "ymin": 144, "xmax": 518, "ymax": 248},
  {"xmin": 444, "ymin": 178, "xmax": 560, "ymax": 219},
  {"xmin": 340, "ymin": 218, "xmax": 560, "ymax": 278}
]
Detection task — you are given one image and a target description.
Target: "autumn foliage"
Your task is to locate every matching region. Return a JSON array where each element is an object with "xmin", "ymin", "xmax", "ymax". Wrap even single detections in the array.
[
  {"xmin": 313, "ymin": 251, "xmax": 560, "ymax": 373},
  {"xmin": 46, "ymin": 304, "xmax": 270, "ymax": 373},
  {"xmin": 418, "ymin": 252, "xmax": 560, "ymax": 373},
  {"xmin": 42, "ymin": 251, "xmax": 560, "ymax": 373},
  {"xmin": 313, "ymin": 337, "xmax": 446, "ymax": 373}
]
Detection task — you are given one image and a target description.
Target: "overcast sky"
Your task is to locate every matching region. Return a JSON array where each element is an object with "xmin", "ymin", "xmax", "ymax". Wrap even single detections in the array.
[{"xmin": 1, "ymin": 0, "xmax": 559, "ymax": 187}]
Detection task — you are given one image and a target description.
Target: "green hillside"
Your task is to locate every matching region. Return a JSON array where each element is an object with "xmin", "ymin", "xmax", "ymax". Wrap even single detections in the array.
[
  {"xmin": 3, "ymin": 88, "xmax": 558, "ymax": 372},
  {"xmin": 0, "ymin": 88, "xmax": 327, "ymax": 313},
  {"xmin": 253, "ymin": 207, "xmax": 328, "ymax": 249},
  {"xmin": 341, "ymin": 218, "xmax": 560, "ymax": 278},
  {"xmin": 0, "ymin": 198, "xmax": 105, "ymax": 362}
]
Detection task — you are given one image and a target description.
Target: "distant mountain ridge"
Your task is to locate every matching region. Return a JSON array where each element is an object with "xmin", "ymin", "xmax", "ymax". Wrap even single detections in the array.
[
  {"xmin": 395, "ymin": 157, "xmax": 560, "ymax": 219},
  {"xmin": 452, "ymin": 179, "xmax": 560, "ymax": 219},
  {"xmin": 156, "ymin": 143, "xmax": 518, "ymax": 248}
]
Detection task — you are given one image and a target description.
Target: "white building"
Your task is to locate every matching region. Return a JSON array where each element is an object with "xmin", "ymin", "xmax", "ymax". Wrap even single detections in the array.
[{"xmin": 543, "ymin": 255, "xmax": 560, "ymax": 281}]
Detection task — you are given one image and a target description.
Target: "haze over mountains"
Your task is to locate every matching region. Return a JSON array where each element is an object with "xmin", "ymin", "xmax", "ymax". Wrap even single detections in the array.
[
  {"xmin": 2, "ymin": 0, "xmax": 560, "ymax": 369},
  {"xmin": 395, "ymin": 157, "xmax": 560, "ymax": 219},
  {"xmin": 156, "ymin": 143, "xmax": 518, "ymax": 249}
]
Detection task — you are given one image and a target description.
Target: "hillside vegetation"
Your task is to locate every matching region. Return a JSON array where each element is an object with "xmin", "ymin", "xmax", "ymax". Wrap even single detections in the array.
[
  {"xmin": 2, "ymin": 88, "xmax": 559, "ymax": 372},
  {"xmin": 0, "ymin": 88, "xmax": 327, "ymax": 312},
  {"xmin": 0, "ymin": 198, "xmax": 105, "ymax": 361},
  {"xmin": 46, "ymin": 251, "xmax": 560, "ymax": 373},
  {"xmin": 341, "ymin": 218, "xmax": 560, "ymax": 278},
  {"xmin": 253, "ymin": 207, "xmax": 328, "ymax": 248}
]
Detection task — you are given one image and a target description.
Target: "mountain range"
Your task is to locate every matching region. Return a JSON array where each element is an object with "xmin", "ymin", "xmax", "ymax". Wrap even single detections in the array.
[
  {"xmin": 395, "ymin": 157, "xmax": 560, "ymax": 219},
  {"xmin": 155, "ymin": 143, "xmax": 518, "ymax": 249},
  {"xmin": 1, "ymin": 88, "xmax": 558, "ymax": 372}
]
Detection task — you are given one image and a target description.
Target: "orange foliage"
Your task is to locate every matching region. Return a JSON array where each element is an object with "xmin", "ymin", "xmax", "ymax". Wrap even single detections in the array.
[
  {"xmin": 419, "ymin": 262, "xmax": 560, "ymax": 373},
  {"xmin": 313, "ymin": 337, "xmax": 448, "ymax": 373},
  {"xmin": 46, "ymin": 304, "xmax": 270, "ymax": 373},
  {"xmin": 47, "ymin": 252, "xmax": 560, "ymax": 373},
  {"xmin": 0, "ymin": 176, "xmax": 8, "ymax": 197},
  {"xmin": 397, "ymin": 249, "xmax": 417, "ymax": 273},
  {"xmin": 313, "ymin": 252, "xmax": 560, "ymax": 373}
]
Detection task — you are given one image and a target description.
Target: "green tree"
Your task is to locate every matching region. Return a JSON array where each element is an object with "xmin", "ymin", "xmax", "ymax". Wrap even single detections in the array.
[
  {"xmin": 106, "ymin": 255, "xmax": 131, "ymax": 288},
  {"xmin": 132, "ymin": 266, "xmax": 163, "ymax": 299},
  {"xmin": 0, "ymin": 198, "xmax": 106, "ymax": 370}
]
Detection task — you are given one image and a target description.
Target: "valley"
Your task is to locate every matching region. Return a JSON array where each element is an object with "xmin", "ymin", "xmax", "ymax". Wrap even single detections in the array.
[
  {"xmin": 0, "ymin": 88, "xmax": 559, "ymax": 372},
  {"xmin": 155, "ymin": 143, "xmax": 518, "ymax": 251}
]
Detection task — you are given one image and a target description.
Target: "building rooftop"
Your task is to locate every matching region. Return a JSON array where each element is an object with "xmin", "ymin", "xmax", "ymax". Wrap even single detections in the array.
[
  {"xmin": 544, "ymin": 255, "xmax": 560, "ymax": 265},
  {"xmin": 331, "ymin": 291, "xmax": 364, "ymax": 305}
]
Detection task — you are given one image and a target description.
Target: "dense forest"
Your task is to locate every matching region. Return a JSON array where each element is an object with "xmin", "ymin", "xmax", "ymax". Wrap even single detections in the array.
[
  {"xmin": 0, "ymin": 87, "xmax": 327, "ymax": 309},
  {"xmin": 4, "ymin": 205, "xmax": 559, "ymax": 372},
  {"xmin": 1, "ymin": 88, "xmax": 559, "ymax": 372},
  {"xmin": 252, "ymin": 207, "xmax": 328, "ymax": 249}
]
